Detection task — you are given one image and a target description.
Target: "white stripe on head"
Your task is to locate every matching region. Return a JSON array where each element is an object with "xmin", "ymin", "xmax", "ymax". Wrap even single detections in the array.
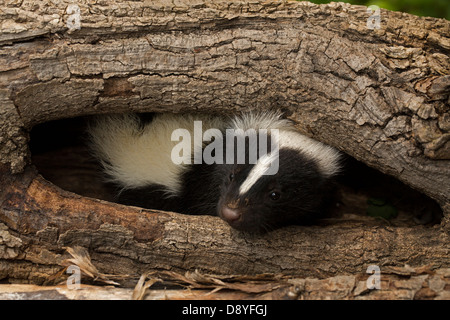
[
  {"xmin": 238, "ymin": 151, "xmax": 279, "ymax": 195},
  {"xmin": 237, "ymin": 129, "xmax": 341, "ymax": 196},
  {"xmin": 229, "ymin": 111, "xmax": 341, "ymax": 178}
]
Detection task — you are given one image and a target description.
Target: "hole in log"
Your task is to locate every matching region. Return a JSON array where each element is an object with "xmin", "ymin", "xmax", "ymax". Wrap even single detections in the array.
[
  {"xmin": 29, "ymin": 115, "xmax": 443, "ymax": 228},
  {"xmin": 29, "ymin": 116, "xmax": 116, "ymax": 203}
]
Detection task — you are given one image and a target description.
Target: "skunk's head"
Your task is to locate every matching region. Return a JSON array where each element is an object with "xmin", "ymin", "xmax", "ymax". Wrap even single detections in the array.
[{"xmin": 216, "ymin": 128, "xmax": 341, "ymax": 234}]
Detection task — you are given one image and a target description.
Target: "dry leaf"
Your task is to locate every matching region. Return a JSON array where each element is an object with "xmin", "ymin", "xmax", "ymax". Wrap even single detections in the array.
[
  {"xmin": 160, "ymin": 270, "xmax": 288, "ymax": 294},
  {"xmin": 61, "ymin": 246, "xmax": 127, "ymax": 286},
  {"xmin": 132, "ymin": 272, "xmax": 161, "ymax": 300}
]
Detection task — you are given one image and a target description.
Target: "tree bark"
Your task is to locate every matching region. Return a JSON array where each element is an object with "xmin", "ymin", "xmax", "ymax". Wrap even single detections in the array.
[{"xmin": 0, "ymin": 0, "xmax": 449, "ymax": 292}]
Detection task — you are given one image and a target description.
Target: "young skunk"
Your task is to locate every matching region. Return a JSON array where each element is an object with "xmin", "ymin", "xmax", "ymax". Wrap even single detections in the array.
[{"xmin": 88, "ymin": 112, "xmax": 341, "ymax": 233}]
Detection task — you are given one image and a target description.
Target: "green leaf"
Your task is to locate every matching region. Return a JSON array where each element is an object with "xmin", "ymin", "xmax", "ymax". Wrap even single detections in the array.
[{"xmin": 366, "ymin": 198, "xmax": 398, "ymax": 220}]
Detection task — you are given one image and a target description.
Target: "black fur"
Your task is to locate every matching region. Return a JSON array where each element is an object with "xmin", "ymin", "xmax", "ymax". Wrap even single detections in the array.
[
  {"xmin": 116, "ymin": 159, "xmax": 222, "ymax": 216},
  {"xmin": 117, "ymin": 185, "xmax": 182, "ymax": 212}
]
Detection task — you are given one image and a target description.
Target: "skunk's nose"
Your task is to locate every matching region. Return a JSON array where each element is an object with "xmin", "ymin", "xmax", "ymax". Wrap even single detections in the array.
[{"xmin": 221, "ymin": 206, "xmax": 241, "ymax": 223}]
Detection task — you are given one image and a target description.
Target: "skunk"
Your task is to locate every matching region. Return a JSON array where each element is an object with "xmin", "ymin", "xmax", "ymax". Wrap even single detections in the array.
[{"xmin": 88, "ymin": 112, "xmax": 341, "ymax": 233}]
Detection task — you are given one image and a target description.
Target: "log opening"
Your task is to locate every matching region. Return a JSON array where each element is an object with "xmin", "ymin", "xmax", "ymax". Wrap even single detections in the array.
[{"xmin": 29, "ymin": 114, "xmax": 443, "ymax": 228}]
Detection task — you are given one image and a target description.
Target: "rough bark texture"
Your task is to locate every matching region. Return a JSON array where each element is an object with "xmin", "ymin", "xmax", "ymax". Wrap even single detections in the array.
[{"xmin": 0, "ymin": 0, "xmax": 449, "ymax": 298}]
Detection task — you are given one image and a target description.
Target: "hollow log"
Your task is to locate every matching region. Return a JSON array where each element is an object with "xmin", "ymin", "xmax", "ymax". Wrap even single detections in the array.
[{"xmin": 0, "ymin": 0, "xmax": 449, "ymax": 293}]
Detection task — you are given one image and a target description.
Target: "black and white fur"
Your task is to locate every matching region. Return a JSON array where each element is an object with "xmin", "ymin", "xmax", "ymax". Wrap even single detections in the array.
[{"xmin": 88, "ymin": 112, "xmax": 341, "ymax": 233}]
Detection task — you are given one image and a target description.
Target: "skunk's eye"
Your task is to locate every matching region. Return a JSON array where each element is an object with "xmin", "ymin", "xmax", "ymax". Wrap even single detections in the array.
[
  {"xmin": 269, "ymin": 191, "xmax": 280, "ymax": 201},
  {"xmin": 229, "ymin": 173, "xmax": 234, "ymax": 181}
]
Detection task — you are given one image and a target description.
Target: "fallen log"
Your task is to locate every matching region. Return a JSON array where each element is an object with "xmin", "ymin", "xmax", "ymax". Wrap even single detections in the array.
[{"xmin": 0, "ymin": 0, "xmax": 449, "ymax": 293}]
